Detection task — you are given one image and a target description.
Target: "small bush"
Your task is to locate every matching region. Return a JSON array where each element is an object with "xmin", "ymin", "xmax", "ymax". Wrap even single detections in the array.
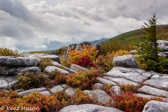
[
  {"xmin": 48, "ymin": 69, "xmax": 61, "ymax": 79},
  {"xmin": 0, "ymin": 48, "xmax": 20, "ymax": 56},
  {"xmin": 15, "ymin": 72, "xmax": 48, "ymax": 90},
  {"xmin": 54, "ymin": 46, "xmax": 67, "ymax": 56},
  {"xmin": 111, "ymin": 91, "xmax": 163, "ymax": 112},
  {"xmin": 60, "ymin": 56, "xmax": 71, "ymax": 68},
  {"xmin": 54, "ymin": 74, "xmax": 67, "ymax": 85},
  {"xmin": 120, "ymin": 84, "xmax": 137, "ymax": 92},
  {"xmin": 72, "ymin": 55, "xmax": 96, "ymax": 67},
  {"xmin": 66, "ymin": 69, "xmax": 103, "ymax": 90},
  {"xmin": 39, "ymin": 58, "xmax": 53, "ymax": 71},
  {"xmin": 68, "ymin": 45, "xmax": 99, "ymax": 63}
]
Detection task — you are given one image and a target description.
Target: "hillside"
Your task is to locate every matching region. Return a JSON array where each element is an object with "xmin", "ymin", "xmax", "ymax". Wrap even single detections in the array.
[{"xmin": 99, "ymin": 25, "xmax": 168, "ymax": 46}]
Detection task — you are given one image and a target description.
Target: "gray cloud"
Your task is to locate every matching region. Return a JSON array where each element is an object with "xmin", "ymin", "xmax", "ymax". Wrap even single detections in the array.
[{"xmin": 0, "ymin": 0, "xmax": 168, "ymax": 51}]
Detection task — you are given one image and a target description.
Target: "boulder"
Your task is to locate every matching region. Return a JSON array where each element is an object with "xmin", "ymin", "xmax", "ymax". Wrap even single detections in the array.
[
  {"xmin": 109, "ymin": 86, "xmax": 121, "ymax": 96},
  {"xmin": 67, "ymin": 42, "xmax": 91, "ymax": 52},
  {"xmin": 65, "ymin": 87, "xmax": 75, "ymax": 95},
  {"xmin": 92, "ymin": 83, "xmax": 104, "ymax": 90},
  {"xmin": 85, "ymin": 90, "xmax": 112, "ymax": 104},
  {"xmin": 1, "ymin": 66, "xmax": 41, "ymax": 76},
  {"xmin": 143, "ymin": 100, "xmax": 168, "ymax": 112},
  {"xmin": 0, "ymin": 56, "xmax": 41, "ymax": 67},
  {"xmin": 70, "ymin": 64, "xmax": 89, "ymax": 72},
  {"xmin": 112, "ymin": 55, "xmax": 139, "ymax": 68},
  {"xmin": 157, "ymin": 40, "xmax": 168, "ymax": 51},
  {"xmin": 40, "ymin": 91, "xmax": 51, "ymax": 96},
  {"xmin": 44, "ymin": 66, "xmax": 69, "ymax": 74},
  {"xmin": 0, "ymin": 80, "xmax": 8, "ymax": 90},
  {"xmin": 138, "ymin": 86, "xmax": 168, "ymax": 97},
  {"xmin": 50, "ymin": 85, "xmax": 64, "ymax": 93},
  {"xmin": 59, "ymin": 104, "xmax": 123, "ymax": 112},
  {"xmin": 18, "ymin": 87, "xmax": 46, "ymax": 97}
]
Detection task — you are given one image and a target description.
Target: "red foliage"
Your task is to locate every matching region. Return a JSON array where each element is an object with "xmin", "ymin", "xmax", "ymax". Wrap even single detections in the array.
[
  {"xmin": 72, "ymin": 55, "xmax": 96, "ymax": 67},
  {"xmin": 110, "ymin": 90, "xmax": 163, "ymax": 112}
]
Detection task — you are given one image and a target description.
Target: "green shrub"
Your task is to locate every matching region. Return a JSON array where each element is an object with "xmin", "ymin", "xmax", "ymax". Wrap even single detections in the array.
[
  {"xmin": 15, "ymin": 72, "xmax": 48, "ymax": 90},
  {"xmin": 60, "ymin": 56, "xmax": 71, "ymax": 68},
  {"xmin": 39, "ymin": 58, "xmax": 53, "ymax": 71}
]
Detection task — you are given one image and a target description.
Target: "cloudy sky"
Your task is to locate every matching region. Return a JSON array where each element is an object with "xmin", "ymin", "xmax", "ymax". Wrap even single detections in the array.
[{"xmin": 0, "ymin": 0, "xmax": 168, "ymax": 51}]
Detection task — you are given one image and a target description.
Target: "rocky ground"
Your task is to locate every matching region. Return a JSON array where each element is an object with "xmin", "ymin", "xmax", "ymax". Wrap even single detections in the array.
[{"xmin": 0, "ymin": 52, "xmax": 168, "ymax": 112}]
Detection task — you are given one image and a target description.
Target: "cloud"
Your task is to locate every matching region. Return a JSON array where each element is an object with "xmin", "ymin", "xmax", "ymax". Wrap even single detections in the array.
[{"xmin": 0, "ymin": 0, "xmax": 168, "ymax": 51}]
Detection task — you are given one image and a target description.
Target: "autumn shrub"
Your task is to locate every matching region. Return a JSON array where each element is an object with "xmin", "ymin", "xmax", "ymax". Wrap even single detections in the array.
[
  {"xmin": 60, "ymin": 56, "xmax": 71, "ymax": 68},
  {"xmin": 111, "ymin": 91, "xmax": 163, "ymax": 112},
  {"xmin": 0, "ymin": 48, "xmax": 20, "ymax": 56},
  {"xmin": 66, "ymin": 68, "xmax": 103, "ymax": 90},
  {"xmin": 39, "ymin": 58, "xmax": 53, "ymax": 71},
  {"xmin": 54, "ymin": 74, "xmax": 67, "ymax": 85},
  {"xmin": 95, "ymin": 50, "xmax": 130, "ymax": 71},
  {"xmin": 103, "ymin": 84, "xmax": 112, "ymax": 94},
  {"xmin": 54, "ymin": 46, "xmax": 67, "ymax": 56},
  {"xmin": 68, "ymin": 45, "xmax": 99, "ymax": 63},
  {"xmin": 48, "ymin": 69, "xmax": 61, "ymax": 79},
  {"xmin": 120, "ymin": 84, "xmax": 137, "ymax": 92},
  {"xmin": 15, "ymin": 72, "xmax": 48, "ymax": 90},
  {"xmin": 72, "ymin": 55, "xmax": 96, "ymax": 67}
]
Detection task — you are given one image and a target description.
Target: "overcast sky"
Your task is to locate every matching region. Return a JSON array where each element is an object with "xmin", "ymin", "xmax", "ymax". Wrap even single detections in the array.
[{"xmin": 0, "ymin": 0, "xmax": 168, "ymax": 51}]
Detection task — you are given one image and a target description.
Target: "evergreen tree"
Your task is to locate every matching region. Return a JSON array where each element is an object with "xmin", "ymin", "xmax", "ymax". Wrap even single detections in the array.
[{"xmin": 137, "ymin": 14, "xmax": 160, "ymax": 71}]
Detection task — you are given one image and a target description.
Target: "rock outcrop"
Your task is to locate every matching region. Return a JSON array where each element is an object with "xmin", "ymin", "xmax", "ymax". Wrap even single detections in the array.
[{"xmin": 112, "ymin": 55, "xmax": 139, "ymax": 68}]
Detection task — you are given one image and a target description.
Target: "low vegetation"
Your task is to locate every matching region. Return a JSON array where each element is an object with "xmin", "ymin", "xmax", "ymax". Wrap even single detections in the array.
[
  {"xmin": 0, "ymin": 48, "xmax": 20, "ymax": 56},
  {"xmin": 39, "ymin": 58, "xmax": 53, "ymax": 71}
]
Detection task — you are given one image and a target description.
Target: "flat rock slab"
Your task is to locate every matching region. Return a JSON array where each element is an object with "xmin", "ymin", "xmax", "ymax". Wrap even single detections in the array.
[
  {"xmin": 138, "ymin": 86, "xmax": 168, "ymax": 97},
  {"xmin": 1, "ymin": 66, "xmax": 41, "ymax": 76},
  {"xmin": 59, "ymin": 104, "xmax": 123, "ymax": 112},
  {"xmin": 26, "ymin": 53, "xmax": 60, "ymax": 63},
  {"xmin": 97, "ymin": 77, "xmax": 117, "ymax": 86},
  {"xmin": 18, "ymin": 87, "xmax": 46, "ymax": 97},
  {"xmin": 44, "ymin": 66, "xmax": 69, "ymax": 74},
  {"xmin": 143, "ymin": 79, "xmax": 168, "ymax": 89},
  {"xmin": 106, "ymin": 69, "xmax": 147, "ymax": 83},
  {"xmin": 103, "ymin": 76, "xmax": 139, "ymax": 86},
  {"xmin": 0, "ymin": 56, "xmax": 41, "ymax": 67},
  {"xmin": 134, "ymin": 93, "xmax": 159, "ymax": 99},
  {"xmin": 70, "ymin": 64, "xmax": 89, "ymax": 72},
  {"xmin": 52, "ymin": 61, "xmax": 76, "ymax": 73},
  {"xmin": 143, "ymin": 100, "xmax": 168, "ymax": 112}
]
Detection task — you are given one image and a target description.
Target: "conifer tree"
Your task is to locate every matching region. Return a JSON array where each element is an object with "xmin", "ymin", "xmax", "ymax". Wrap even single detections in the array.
[{"xmin": 138, "ymin": 14, "xmax": 159, "ymax": 62}]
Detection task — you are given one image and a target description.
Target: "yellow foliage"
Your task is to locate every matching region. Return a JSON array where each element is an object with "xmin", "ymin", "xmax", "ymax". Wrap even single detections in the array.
[
  {"xmin": 39, "ymin": 58, "xmax": 53, "ymax": 71},
  {"xmin": 0, "ymin": 48, "xmax": 20, "ymax": 56},
  {"xmin": 68, "ymin": 45, "xmax": 99, "ymax": 63},
  {"xmin": 95, "ymin": 50, "xmax": 130, "ymax": 71}
]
